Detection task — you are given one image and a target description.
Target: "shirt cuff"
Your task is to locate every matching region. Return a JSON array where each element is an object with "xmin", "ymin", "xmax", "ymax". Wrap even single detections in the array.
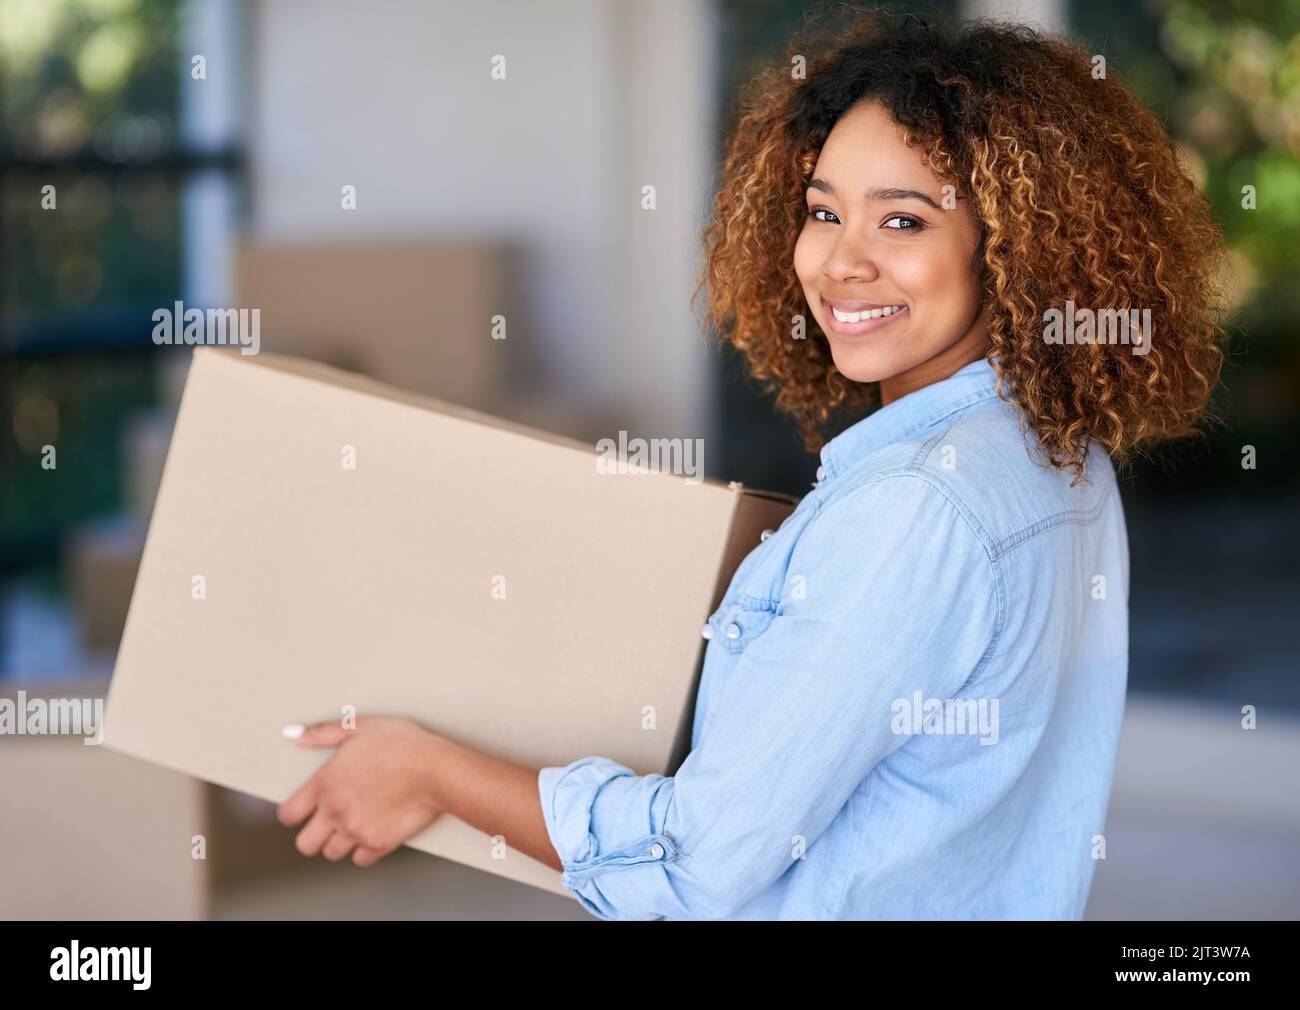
[
  {"xmin": 536, "ymin": 757, "xmax": 680, "ymax": 920},
  {"xmin": 538, "ymin": 755, "xmax": 636, "ymax": 869}
]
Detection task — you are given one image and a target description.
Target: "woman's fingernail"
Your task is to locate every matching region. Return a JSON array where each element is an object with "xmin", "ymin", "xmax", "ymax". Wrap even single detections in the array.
[{"xmin": 281, "ymin": 724, "xmax": 304, "ymax": 739}]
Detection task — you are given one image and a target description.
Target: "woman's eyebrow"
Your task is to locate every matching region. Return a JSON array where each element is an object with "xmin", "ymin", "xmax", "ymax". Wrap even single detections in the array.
[{"xmin": 807, "ymin": 178, "xmax": 945, "ymax": 210}]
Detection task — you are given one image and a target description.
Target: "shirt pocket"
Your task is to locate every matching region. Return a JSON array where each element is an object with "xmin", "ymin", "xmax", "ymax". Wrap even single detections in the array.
[
  {"xmin": 713, "ymin": 592, "xmax": 779, "ymax": 655},
  {"xmin": 701, "ymin": 594, "xmax": 779, "ymax": 733}
]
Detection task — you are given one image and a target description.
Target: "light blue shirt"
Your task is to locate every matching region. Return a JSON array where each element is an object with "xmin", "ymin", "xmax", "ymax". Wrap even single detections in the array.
[{"xmin": 538, "ymin": 356, "xmax": 1129, "ymax": 919}]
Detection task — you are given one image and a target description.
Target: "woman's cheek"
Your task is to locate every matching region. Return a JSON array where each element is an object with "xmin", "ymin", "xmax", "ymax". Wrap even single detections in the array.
[
  {"xmin": 893, "ymin": 250, "xmax": 968, "ymax": 331},
  {"xmin": 793, "ymin": 245, "xmax": 822, "ymax": 320},
  {"xmin": 792, "ymin": 231, "xmax": 816, "ymax": 290},
  {"xmin": 888, "ymin": 247, "xmax": 941, "ymax": 298}
]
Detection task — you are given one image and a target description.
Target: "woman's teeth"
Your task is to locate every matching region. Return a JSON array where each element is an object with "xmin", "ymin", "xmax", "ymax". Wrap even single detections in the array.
[{"xmin": 830, "ymin": 304, "xmax": 905, "ymax": 323}]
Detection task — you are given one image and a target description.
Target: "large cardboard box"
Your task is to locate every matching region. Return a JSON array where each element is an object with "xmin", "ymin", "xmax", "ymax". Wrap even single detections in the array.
[{"xmin": 103, "ymin": 349, "xmax": 795, "ymax": 897}]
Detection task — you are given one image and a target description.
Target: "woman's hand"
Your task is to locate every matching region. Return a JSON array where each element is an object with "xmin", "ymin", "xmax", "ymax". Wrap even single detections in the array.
[{"xmin": 276, "ymin": 714, "xmax": 446, "ymax": 868}]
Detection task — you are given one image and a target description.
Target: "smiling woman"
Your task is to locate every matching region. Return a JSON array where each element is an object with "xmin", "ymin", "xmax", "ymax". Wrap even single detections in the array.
[
  {"xmin": 277, "ymin": 8, "xmax": 1230, "ymax": 921},
  {"xmin": 696, "ymin": 10, "xmax": 1228, "ymax": 479},
  {"xmin": 794, "ymin": 100, "xmax": 990, "ymax": 403}
]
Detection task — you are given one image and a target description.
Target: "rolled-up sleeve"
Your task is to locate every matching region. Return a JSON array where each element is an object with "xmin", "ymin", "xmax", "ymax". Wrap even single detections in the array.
[{"xmin": 537, "ymin": 472, "xmax": 1001, "ymax": 920}]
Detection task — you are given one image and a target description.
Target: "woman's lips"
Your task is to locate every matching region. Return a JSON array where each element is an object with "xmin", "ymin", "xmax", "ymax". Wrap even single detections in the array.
[{"xmin": 821, "ymin": 297, "xmax": 909, "ymax": 336}]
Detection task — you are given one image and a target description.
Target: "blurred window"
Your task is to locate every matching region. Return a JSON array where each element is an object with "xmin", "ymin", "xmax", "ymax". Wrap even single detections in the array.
[{"xmin": 1, "ymin": 0, "xmax": 245, "ymax": 675}]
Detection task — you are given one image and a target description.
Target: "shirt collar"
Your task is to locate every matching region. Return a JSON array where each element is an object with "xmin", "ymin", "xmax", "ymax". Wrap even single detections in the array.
[{"xmin": 816, "ymin": 355, "xmax": 1001, "ymax": 483}]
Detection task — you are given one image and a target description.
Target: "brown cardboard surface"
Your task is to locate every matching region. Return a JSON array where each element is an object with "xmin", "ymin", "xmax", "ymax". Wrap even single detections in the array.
[
  {"xmin": 103, "ymin": 349, "xmax": 795, "ymax": 897},
  {"xmin": 235, "ymin": 242, "xmax": 519, "ymax": 407},
  {"xmin": 65, "ymin": 517, "xmax": 147, "ymax": 652},
  {"xmin": 0, "ymin": 682, "xmax": 209, "ymax": 920}
]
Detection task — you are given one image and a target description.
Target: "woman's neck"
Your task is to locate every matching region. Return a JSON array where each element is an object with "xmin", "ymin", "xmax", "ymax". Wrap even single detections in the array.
[{"xmin": 878, "ymin": 327, "xmax": 990, "ymax": 406}]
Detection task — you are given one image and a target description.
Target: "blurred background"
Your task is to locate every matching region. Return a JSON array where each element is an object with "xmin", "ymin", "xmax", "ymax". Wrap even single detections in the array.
[{"xmin": 1, "ymin": 0, "xmax": 1296, "ymax": 920}]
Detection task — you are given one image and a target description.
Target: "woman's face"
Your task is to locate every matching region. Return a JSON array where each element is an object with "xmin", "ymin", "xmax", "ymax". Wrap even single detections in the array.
[{"xmin": 794, "ymin": 99, "xmax": 989, "ymax": 403}]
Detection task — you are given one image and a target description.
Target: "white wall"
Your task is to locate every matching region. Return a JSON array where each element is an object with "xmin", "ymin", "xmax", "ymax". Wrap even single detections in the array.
[
  {"xmin": 961, "ymin": 0, "xmax": 1067, "ymax": 29},
  {"xmin": 248, "ymin": 0, "xmax": 715, "ymax": 439}
]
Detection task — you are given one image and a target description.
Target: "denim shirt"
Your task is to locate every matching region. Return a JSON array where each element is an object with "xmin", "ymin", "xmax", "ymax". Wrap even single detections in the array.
[{"xmin": 537, "ymin": 356, "xmax": 1129, "ymax": 919}]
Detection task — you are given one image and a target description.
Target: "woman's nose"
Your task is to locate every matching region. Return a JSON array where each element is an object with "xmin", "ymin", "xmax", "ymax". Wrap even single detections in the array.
[{"xmin": 822, "ymin": 232, "xmax": 881, "ymax": 284}]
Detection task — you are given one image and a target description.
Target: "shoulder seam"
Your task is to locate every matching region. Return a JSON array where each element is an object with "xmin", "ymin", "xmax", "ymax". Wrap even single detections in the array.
[
  {"xmin": 805, "ymin": 470, "xmax": 1006, "ymax": 690},
  {"xmin": 814, "ymin": 467, "xmax": 996, "ymax": 557}
]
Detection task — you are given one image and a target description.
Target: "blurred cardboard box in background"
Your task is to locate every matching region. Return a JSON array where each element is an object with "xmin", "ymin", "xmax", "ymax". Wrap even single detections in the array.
[
  {"xmin": 0, "ymin": 682, "xmax": 209, "ymax": 919},
  {"xmin": 103, "ymin": 349, "xmax": 794, "ymax": 896},
  {"xmin": 65, "ymin": 519, "xmax": 147, "ymax": 654},
  {"xmin": 236, "ymin": 242, "xmax": 528, "ymax": 408}
]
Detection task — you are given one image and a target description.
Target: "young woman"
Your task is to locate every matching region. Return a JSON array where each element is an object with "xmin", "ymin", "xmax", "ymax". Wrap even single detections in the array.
[{"xmin": 277, "ymin": 11, "xmax": 1227, "ymax": 919}]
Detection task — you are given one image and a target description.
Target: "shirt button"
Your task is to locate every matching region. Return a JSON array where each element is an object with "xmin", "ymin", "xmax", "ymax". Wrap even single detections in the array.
[
  {"xmin": 724, "ymin": 622, "xmax": 741, "ymax": 640},
  {"xmin": 760, "ymin": 528, "xmax": 773, "ymax": 541},
  {"xmin": 815, "ymin": 464, "xmax": 827, "ymax": 482},
  {"xmin": 648, "ymin": 843, "xmax": 665, "ymax": 859},
  {"xmin": 700, "ymin": 622, "xmax": 713, "ymax": 640}
]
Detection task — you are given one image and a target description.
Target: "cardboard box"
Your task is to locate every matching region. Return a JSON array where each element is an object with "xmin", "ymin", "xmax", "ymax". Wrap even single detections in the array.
[
  {"xmin": 235, "ymin": 242, "xmax": 523, "ymax": 408},
  {"xmin": 0, "ymin": 682, "xmax": 209, "ymax": 920},
  {"xmin": 65, "ymin": 517, "xmax": 147, "ymax": 653},
  {"xmin": 103, "ymin": 349, "xmax": 795, "ymax": 897}
]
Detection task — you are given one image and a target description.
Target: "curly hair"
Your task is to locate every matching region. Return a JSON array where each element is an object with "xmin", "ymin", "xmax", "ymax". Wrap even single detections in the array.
[{"xmin": 692, "ymin": 6, "xmax": 1229, "ymax": 480}]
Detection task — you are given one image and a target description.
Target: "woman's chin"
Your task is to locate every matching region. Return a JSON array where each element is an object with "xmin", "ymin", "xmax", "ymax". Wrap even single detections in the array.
[{"xmin": 828, "ymin": 347, "xmax": 896, "ymax": 385}]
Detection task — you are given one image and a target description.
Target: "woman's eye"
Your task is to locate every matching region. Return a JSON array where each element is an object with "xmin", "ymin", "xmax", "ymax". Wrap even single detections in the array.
[
  {"xmin": 883, "ymin": 214, "xmax": 923, "ymax": 231},
  {"xmin": 808, "ymin": 207, "xmax": 839, "ymax": 224}
]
